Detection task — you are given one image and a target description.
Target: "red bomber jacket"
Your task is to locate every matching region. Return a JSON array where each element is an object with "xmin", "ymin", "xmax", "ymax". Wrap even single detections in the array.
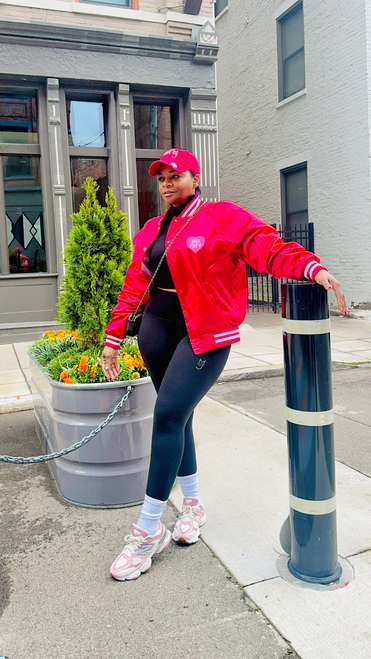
[{"xmin": 105, "ymin": 195, "xmax": 326, "ymax": 355}]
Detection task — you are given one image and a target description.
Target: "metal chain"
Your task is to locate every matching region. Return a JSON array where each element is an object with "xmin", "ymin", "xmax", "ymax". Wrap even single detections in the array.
[{"xmin": 0, "ymin": 385, "xmax": 134, "ymax": 465}]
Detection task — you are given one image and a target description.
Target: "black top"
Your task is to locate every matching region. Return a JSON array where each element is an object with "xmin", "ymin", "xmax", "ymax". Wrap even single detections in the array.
[{"xmin": 148, "ymin": 195, "xmax": 195, "ymax": 289}]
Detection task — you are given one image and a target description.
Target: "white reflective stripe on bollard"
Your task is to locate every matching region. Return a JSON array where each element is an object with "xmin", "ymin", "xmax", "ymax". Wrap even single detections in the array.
[
  {"xmin": 282, "ymin": 318, "xmax": 331, "ymax": 335},
  {"xmin": 285, "ymin": 407, "xmax": 334, "ymax": 426},
  {"xmin": 289, "ymin": 493, "xmax": 337, "ymax": 515}
]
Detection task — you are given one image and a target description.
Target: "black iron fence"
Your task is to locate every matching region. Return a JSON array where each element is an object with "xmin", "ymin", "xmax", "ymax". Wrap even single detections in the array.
[{"xmin": 246, "ymin": 223, "xmax": 314, "ymax": 313}]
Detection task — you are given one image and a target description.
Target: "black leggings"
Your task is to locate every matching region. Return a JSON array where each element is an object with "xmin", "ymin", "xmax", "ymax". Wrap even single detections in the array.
[{"xmin": 138, "ymin": 288, "xmax": 230, "ymax": 502}]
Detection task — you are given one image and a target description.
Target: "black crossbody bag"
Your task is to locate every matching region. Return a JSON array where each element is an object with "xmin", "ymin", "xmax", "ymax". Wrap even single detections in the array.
[{"xmin": 125, "ymin": 201, "xmax": 205, "ymax": 337}]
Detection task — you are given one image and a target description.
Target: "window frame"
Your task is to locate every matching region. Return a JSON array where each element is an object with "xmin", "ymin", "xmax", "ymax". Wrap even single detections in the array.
[
  {"xmin": 60, "ymin": 86, "xmax": 120, "ymax": 230},
  {"xmin": 81, "ymin": 0, "xmax": 136, "ymax": 8},
  {"xmin": 280, "ymin": 161, "xmax": 308, "ymax": 229},
  {"xmin": 130, "ymin": 89, "xmax": 187, "ymax": 229},
  {"xmin": 215, "ymin": 0, "xmax": 228, "ymax": 19},
  {"xmin": 277, "ymin": 1, "xmax": 305, "ymax": 102},
  {"xmin": 0, "ymin": 84, "xmax": 55, "ymax": 277}
]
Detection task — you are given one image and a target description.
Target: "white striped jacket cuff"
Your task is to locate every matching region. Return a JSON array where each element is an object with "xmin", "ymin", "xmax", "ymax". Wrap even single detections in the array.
[
  {"xmin": 104, "ymin": 334, "xmax": 122, "ymax": 349},
  {"xmin": 303, "ymin": 260, "xmax": 326, "ymax": 281}
]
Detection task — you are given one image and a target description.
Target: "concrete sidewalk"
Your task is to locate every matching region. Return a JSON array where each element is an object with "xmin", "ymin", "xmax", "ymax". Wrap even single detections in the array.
[
  {"xmin": 170, "ymin": 393, "xmax": 371, "ymax": 659},
  {"xmin": 1, "ymin": 310, "xmax": 371, "ymax": 413}
]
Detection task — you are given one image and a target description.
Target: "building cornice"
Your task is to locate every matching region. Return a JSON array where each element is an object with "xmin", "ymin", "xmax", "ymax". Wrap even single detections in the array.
[{"xmin": 0, "ymin": 17, "xmax": 210, "ymax": 61}]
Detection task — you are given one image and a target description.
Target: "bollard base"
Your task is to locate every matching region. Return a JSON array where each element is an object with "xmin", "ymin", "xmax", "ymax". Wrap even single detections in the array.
[
  {"xmin": 277, "ymin": 554, "xmax": 354, "ymax": 591},
  {"xmin": 287, "ymin": 558, "xmax": 342, "ymax": 585}
]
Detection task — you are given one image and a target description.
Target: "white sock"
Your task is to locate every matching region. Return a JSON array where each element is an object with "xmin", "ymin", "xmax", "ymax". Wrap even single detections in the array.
[
  {"xmin": 136, "ymin": 494, "xmax": 167, "ymax": 536},
  {"xmin": 177, "ymin": 472, "xmax": 203, "ymax": 506}
]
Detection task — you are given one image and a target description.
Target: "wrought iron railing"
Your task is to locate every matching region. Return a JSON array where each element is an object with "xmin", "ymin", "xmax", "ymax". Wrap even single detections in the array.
[{"xmin": 246, "ymin": 223, "xmax": 314, "ymax": 313}]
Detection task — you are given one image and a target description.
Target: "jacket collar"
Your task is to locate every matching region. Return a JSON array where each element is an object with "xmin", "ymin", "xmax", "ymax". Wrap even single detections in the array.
[
  {"xmin": 156, "ymin": 194, "xmax": 202, "ymax": 228},
  {"xmin": 179, "ymin": 193, "xmax": 201, "ymax": 219}
]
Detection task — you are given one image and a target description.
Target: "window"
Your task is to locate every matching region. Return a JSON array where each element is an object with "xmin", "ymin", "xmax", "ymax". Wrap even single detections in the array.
[
  {"xmin": 281, "ymin": 163, "xmax": 308, "ymax": 228},
  {"xmin": 65, "ymin": 97, "xmax": 109, "ymax": 213},
  {"xmin": 0, "ymin": 93, "xmax": 47, "ymax": 274},
  {"xmin": 215, "ymin": 0, "xmax": 228, "ymax": 17},
  {"xmin": 277, "ymin": 2, "xmax": 305, "ymax": 101},
  {"xmin": 134, "ymin": 102, "xmax": 175, "ymax": 228},
  {"xmin": 81, "ymin": 0, "xmax": 132, "ymax": 7}
]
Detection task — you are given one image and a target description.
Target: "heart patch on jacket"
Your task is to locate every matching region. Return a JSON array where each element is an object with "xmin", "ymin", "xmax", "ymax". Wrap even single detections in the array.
[{"xmin": 186, "ymin": 236, "xmax": 205, "ymax": 253}]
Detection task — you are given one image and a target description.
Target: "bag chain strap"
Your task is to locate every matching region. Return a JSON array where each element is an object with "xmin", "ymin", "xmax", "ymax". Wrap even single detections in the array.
[{"xmin": 131, "ymin": 200, "xmax": 207, "ymax": 320}]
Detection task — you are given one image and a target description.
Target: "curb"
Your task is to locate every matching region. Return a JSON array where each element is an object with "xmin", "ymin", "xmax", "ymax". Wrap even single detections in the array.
[
  {"xmin": 0, "ymin": 395, "xmax": 34, "ymax": 414},
  {"xmin": 218, "ymin": 360, "xmax": 371, "ymax": 383}
]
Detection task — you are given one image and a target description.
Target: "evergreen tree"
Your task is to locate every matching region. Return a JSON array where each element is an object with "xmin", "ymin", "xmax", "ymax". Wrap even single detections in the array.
[{"xmin": 57, "ymin": 177, "xmax": 132, "ymax": 346}]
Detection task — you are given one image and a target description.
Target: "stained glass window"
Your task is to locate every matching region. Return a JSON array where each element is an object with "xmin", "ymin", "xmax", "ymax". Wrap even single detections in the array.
[{"xmin": 3, "ymin": 155, "xmax": 46, "ymax": 273}]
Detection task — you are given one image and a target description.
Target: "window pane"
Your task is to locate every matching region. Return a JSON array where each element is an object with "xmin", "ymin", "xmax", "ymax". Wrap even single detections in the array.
[
  {"xmin": 282, "ymin": 6, "xmax": 304, "ymax": 59},
  {"xmin": 67, "ymin": 101, "xmax": 106, "ymax": 148},
  {"xmin": 0, "ymin": 94, "xmax": 38, "ymax": 144},
  {"xmin": 215, "ymin": 0, "xmax": 228, "ymax": 16},
  {"xmin": 70, "ymin": 158, "xmax": 108, "ymax": 213},
  {"xmin": 134, "ymin": 105, "xmax": 172, "ymax": 150},
  {"xmin": 286, "ymin": 168, "xmax": 307, "ymax": 213},
  {"xmin": 3, "ymin": 155, "xmax": 46, "ymax": 273},
  {"xmin": 136, "ymin": 159, "xmax": 166, "ymax": 229},
  {"xmin": 82, "ymin": 0, "xmax": 130, "ymax": 5},
  {"xmin": 284, "ymin": 49, "xmax": 305, "ymax": 97}
]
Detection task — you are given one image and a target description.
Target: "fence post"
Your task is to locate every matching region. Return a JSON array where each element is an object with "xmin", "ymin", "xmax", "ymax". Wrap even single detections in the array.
[{"xmin": 280, "ymin": 281, "xmax": 342, "ymax": 584}]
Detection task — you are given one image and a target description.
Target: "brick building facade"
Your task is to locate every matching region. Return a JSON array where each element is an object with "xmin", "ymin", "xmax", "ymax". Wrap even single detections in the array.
[{"xmin": 216, "ymin": 0, "xmax": 371, "ymax": 307}]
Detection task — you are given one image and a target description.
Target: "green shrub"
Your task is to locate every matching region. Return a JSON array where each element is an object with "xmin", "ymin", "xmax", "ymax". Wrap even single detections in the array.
[{"xmin": 56, "ymin": 177, "xmax": 132, "ymax": 346}]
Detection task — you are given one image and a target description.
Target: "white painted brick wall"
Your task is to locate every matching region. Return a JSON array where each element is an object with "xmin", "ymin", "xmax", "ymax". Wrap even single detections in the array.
[{"xmin": 217, "ymin": 0, "xmax": 371, "ymax": 305}]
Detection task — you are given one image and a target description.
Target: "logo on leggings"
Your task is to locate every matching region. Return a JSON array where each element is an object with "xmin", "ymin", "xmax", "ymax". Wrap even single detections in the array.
[{"xmin": 196, "ymin": 358, "xmax": 206, "ymax": 370}]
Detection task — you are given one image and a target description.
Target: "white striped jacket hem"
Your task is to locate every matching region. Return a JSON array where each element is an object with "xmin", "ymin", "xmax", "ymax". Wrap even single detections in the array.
[{"xmin": 214, "ymin": 329, "xmax": 240, "ymax": 344}]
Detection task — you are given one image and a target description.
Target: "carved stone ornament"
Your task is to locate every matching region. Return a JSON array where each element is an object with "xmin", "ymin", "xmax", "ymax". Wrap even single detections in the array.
[{"xmin": 198, "ymin": 21, "xmax": 219, "ymax": 47}]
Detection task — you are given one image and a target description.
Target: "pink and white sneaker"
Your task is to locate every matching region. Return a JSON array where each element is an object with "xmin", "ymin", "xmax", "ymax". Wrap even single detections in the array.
[
  {"xmin": 172, "ymin": 497, "xmax": 206, "ymax": 545},
  {"xmin": 110, "ymin": 521, "xmax": 172, "ymax": 581}
]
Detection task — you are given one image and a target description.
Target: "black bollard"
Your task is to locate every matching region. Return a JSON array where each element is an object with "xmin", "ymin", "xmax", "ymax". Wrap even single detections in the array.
[{"xmin": 280, "ymin": 281, "xmax": 342, "ymax": 584}]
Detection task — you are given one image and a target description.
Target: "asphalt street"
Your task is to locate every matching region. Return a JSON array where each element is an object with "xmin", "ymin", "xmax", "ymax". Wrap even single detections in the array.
[{"xmin": 209, "ymin": 365, "xmax": 371, "ymax": 478}]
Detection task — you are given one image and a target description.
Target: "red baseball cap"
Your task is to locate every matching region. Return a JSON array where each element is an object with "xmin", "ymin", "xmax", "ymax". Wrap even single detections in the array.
[{"xmin": 148, "ymin": 148, "xmax": 200, "ymax": 176}]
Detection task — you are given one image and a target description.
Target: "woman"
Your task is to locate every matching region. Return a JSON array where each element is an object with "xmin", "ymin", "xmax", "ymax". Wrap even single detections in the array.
[{"xmin": 102, "ymin": 148, "xmax": 348, "ymax": 581}]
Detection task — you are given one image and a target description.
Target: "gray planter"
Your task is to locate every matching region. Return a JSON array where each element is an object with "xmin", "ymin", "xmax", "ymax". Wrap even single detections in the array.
[{"xmin": 29, "ymin": 355, "xmax": 156, "ymax": 508}]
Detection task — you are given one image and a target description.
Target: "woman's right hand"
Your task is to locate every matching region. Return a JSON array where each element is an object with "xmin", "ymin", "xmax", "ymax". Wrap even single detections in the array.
[{"xmin": 101, "ymin": 346, "xmax": 120, "ymax": 381}]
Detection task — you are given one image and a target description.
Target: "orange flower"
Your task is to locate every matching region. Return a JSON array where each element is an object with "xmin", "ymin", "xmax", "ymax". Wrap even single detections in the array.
[
  {"xmin": 48, "ymin": 330, "xmax": 57, "ymax": 341},
  {"xmin": 60, "ymin": 370, "xmax": 69, "ymax": 381},
  {"xmin": 125, "ymin": 357, "xmax": 134, "ymax": 369},
  {"xmin": 79, "ymin": 355, "xmax": 89, "ymax": 372},
  {"xmin": 72, "ymin": 330, "xmax": 78, "ymax": 338},
  {"xmin": 45, "ymin": 330, "xmax": 51, "ymax": 336}
]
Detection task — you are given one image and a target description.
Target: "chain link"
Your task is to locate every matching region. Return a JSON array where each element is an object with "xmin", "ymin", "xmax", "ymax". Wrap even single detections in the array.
[{"xmin": 0, "ymin": 386, "xmax": 134, "ymax": 465}]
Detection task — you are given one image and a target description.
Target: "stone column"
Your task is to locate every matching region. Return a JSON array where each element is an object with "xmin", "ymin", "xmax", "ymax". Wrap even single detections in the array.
[
  {"xmin": 46, "ymin": 78, "xmax": 68, "ymax": 281},
  {"xmin": 190, "ymin": 89, "xmax": 219, "ymax": 201},
  {"xmin": 117, "ymin": 84, "xmax": 135, "ymax": 238}
]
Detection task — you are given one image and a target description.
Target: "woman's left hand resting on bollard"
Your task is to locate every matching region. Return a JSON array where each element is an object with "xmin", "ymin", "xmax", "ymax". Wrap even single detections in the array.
[{"xmin": 314, "ymin": 269, "xmax": 349, "ymax": 315}]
